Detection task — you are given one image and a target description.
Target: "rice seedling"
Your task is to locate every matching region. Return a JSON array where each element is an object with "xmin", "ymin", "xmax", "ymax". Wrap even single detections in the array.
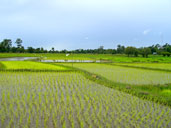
[
  {"xmin": 0, "ymin": 71, "xmax": 170, "ymax": 127},
  {"xmin": 0, "ymin": 61, "xmax": 68, "ymax": 71},
  {"xmin": 114, "ymin": 63, "xmax": 171, "ymax": 71},
  {"xmin": 62, "ymin": 63, "xmax": 171, "ymax": 85}
]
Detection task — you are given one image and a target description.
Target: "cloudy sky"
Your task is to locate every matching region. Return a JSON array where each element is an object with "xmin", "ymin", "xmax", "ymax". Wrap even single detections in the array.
[{"xmin": 0, "ymin": 0, "xmax": 171, "ymax": 50}]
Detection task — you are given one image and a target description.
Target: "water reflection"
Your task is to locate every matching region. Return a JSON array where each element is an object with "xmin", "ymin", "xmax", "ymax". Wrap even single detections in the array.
[
  {"xmin": 0, "ymin": 57, "xmax": 39, "ymax": 61},
  {"xmin": 40, "ymin": 60, "xmax": 108, "ymax": 63},
  {"xmin": 0, "ymin": 57, "xmax": 110, "ymax": 63}
]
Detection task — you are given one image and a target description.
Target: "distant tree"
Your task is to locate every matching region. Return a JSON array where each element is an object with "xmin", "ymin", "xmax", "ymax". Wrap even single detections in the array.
[
  {"xmin": 125, "ymin": 46, "xmax": 138, "ymax": 57},
  {"xmin": 117, "ymin": 44, "xmax": 125, "ymax": 54},
  {"xmin": 99, "ymin": 46, "xmax": 104, "ymax": 49},
  {"xmin": 17, "ymin": 46, "xmax": 25, "ymax": 53},
  {"xmin": 44, "ymin": 49, "xmax": 48, "ymax": 53},
  {"xmin": 149, "ymin": 45, "xmax": 157, "ymax": 54},
  {"xmin": 0, "ymin": 39, "xmax": 12, "ymax": 52},
  {"xmin": 162, "ymin": 43, "xmax": 171, "ymax": 53},
  {"xmin": 51, "ymin": 47, "xmax": 55, "ymax": 53},
  {"xmin": 40, "ymin": 47, "xmax": 44, "ymax": 53},
  {"xmin": 27, "ymin": 47, "xmax": 35, "ymax": 53},
  {"xmin": 162, "ymin": 52, "xmax": 170, "ymax": 57},
  {"xmin": 104, "ymin": 49, "xmax": 117, "ymax": 54},
  {"xmin": 0, "ymin": 44, "xmax": 4, "ymax": 52},
  {"xmin": 139, "ymin": 47, "xmax": 151, "ymax": 58},
  {"xmin": 61, "ymin": 49, "xmax": 67, "ymax": 53},
  {"xmin": 35, "ymin": 48, "xmax": 41, "ymax": 53},
  {"xmin": 15, "ymin": 38, "xmax": 22, "ymax": 48},
  {"xmin": 155, "ymin": 44, "xmax": 161, "ymax": 49},
  {"xmin": 134, "ymin": 49, "xmax": 139, "ymax": 57},
  {"xmin": 11, "ymin": 47, "xmax": 17, "ymax": 53},
  {"xmin": 98, "ymin": 46, "xmax": 104, "ymax": 54},
  {"xmin": 15, "ymin": 38, "xmax": 24, "ymax": 53},
  {"xmin": 1, "ymin": 37, "xmax": 171, "ymax": 55}
]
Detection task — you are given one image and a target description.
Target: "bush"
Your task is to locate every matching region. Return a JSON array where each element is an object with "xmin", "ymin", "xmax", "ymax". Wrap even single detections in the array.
[{"xmin": 162, "ymin": 52, "xmax": 171, "ymax": 57}]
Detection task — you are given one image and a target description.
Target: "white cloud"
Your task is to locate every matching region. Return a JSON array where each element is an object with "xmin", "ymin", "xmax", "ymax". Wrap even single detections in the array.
[{"xmin": 143, "ymin": 29, "xmax": 151, "ymax": 35}]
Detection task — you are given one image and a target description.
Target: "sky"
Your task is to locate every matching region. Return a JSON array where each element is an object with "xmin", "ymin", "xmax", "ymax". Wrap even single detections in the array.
[{"xmin": 0, "ymin": 0, "xmax": 171, "ymax": 50}]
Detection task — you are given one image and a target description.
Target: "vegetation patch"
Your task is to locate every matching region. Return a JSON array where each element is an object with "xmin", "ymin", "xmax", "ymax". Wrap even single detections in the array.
[
  {"xmin": 60, "ymin": 63, "xmax": 171, "ymax": 106},
  {"xmin": 0, "ymin": 72, "xmax": 170, "ymax": 127},
  {"xmin": 113, "ymin": 63, "xmax": 171, "ymax": 72},
  {"xmin": 0, "ymin": 62, "xmax": 6, "ymax": 69},
  {"xmin": 62, "ymin": 63, "xmax": 171, "ymax": 85},
  {"xmin": 162, "ymin": 89, "xmax": 171, "ymax": 95},
  {"xmin": 0, "ymin": 61, "xmax": 68, "ymax": 71}
]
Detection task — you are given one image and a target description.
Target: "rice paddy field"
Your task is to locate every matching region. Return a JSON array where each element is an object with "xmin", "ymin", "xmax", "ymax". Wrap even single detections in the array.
[
  {"xmin": 0, "ymin": 54, "xmax": 171, "ymax": 128},
  {"xmin": 0, "ymin": 61, "xmax": 68, "ymax": 71},
  {"xmin": 62, "ymin": 63, "xmax": 171, "ymax": 85},
  {"xmin": 0, "ymin": 72, "xmax": 170, "ymax": 128},
  {"xmin": 61, "ymin": 63, "xmax": 171, "ymax": 106},
  {"xmin": 114, "ymin": 63, "xmax": 171, "ymax": 71}
]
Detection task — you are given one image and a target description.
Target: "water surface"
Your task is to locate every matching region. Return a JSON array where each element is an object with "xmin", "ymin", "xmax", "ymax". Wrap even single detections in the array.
[
  {"xmin": 0, "ymin": 57, "xmax": 39, "ymax": 61},
  {"xmin": 0, "ymin": 57, "xmax": 110, "ymax": 63},
  {"xmin": 40, "ymin": 59, "xmax": 109, "ymax": 63}
]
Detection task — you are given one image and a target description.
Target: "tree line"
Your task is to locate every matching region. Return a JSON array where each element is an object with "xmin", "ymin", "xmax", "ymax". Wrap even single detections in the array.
[{"xmin": 0, "ymin": 38, "xmax": 171, "ymax": 57}]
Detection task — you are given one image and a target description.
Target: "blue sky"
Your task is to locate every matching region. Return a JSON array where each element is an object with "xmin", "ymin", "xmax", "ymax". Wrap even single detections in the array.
[{"xmin": 0, "ymin": 0, "xmax": 171, "ymax": 50}]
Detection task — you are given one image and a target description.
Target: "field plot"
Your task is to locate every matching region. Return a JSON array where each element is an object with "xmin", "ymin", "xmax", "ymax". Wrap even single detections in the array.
[
  {"xmin": 0, "ymin": 61, "xmax": 67, "ymax": 70},
  {"xmin": 62, "ymin": 63, "xmax": 171, "ymax": 85},
  {"xmin": 114, "ymin": 63, "xmax": 171, "ymax": 71},
  {"xmin": 0, "ymin": 72, "xmax": 170, "ymax": 128}
]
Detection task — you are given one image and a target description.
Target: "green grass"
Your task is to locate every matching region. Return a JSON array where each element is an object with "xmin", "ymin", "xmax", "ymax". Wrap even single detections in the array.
[
  {"xmin": 0, "ymin": 62, "xmax": 5, "ymax": 69},
  {"xmin": 162, "ymin": 89, "xmax": 171, "ymax": 96},
  {"xmin": 0, "ymin": 71, "xmax": 170, "ymax": 127},
  {"xmin": 109, "ymin": 55, "xmax": 171, "ymax": 63},
  {"xmin": 0, "ymin": 61, "xmax": 68, "ymax": 71},
  {"xmin": 62, "ymin": 63, "xmax": 171, "ymax": 85},
  {"xmin": 114, "ymin": 63, "xmax": 171, "ymax": 72}
]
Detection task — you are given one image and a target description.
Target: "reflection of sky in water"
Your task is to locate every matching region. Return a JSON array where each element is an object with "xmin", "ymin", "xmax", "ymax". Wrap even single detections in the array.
[
  {"xmin": 40, "ymin": 60, "xmax": 106, "ymax": 63},
  {"xmin": 0, "ymin": 57, "xmax": 38, "ymax": 61},
  {"xmin": 0, "ymin": 57, "xmax": 109, "ymax": 63}
]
